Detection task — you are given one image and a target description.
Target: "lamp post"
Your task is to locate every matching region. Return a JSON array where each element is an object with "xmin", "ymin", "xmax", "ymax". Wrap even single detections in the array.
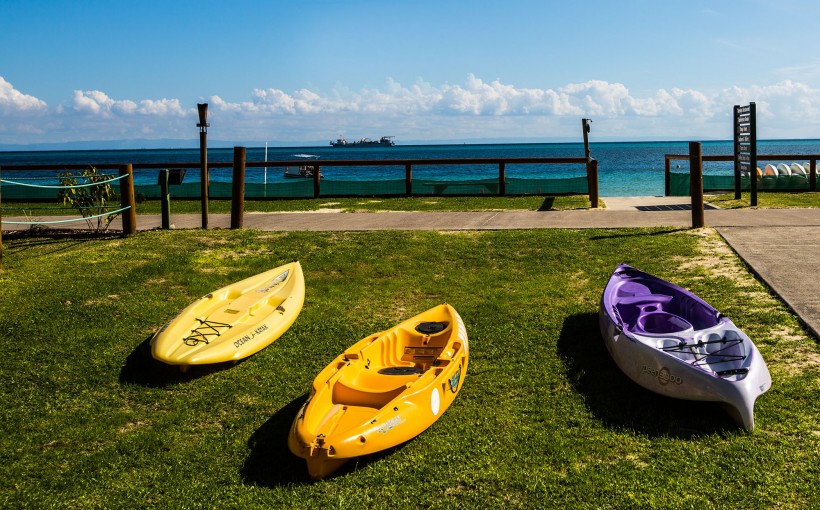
[{"xmin": 197, "ymin": 103, "xmax": 210, "ymax": 229}]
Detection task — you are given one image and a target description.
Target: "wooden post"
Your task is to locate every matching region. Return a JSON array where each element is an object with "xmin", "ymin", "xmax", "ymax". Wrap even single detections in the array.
[
  {"xmin": 405, "ymin": 164, "xmax": 412, "ymax": 196},
  {"xmin": 689, "ymin": 142, "xmax": 705, "ymax": 228},
  {"xmin": 231, "ymin": 146, "xmax": 246, "ymax": 229},
  {"xmin": 588, "ymin": 159, "xmax": 599, "ymax": 208},
  {"xmin": 811, "ymin": 159, "xmax": 817, "ymax": 192},
  {"xmin": 664, "ymin": 156, "xmax": 671, "ymax": 196},
  {"xmin": 313, "ymin": 165, "xmax": 321, "ymax": 198},
  {"xmin": 499, "ymin": 163, "xmax": 506, "ymax": 195},
  {"xmin": 582, "ymin": 118, "xmax": 591, "ymax": 159},
  {"xmin": 199, "ymin": 129, "xmax": 209, "ymax": 229},
  {"xmin": 159, "ymin": 169, "xmax": 170, "ymax": 229},
  {"xmin": 119, "ymin": 164, "xmax": 137, "ymax": 235}
]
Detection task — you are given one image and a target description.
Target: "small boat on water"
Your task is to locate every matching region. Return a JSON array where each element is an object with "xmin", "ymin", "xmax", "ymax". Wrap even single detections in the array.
[
  {"xmin": 150, "ymin": 261, "xmax": 305, "ymax": 367},
  {"xmin": 330, "ymin": 136, "xmax": 395, "ymax": 147},
  {"xmin": 599, "ymin": 264, "xmax": 771, "ymax": 431},
  {"xmin": 288, "ymin": 304, "xmax": 468, "ymax": 479},
  {"xmin": 284, "ymin": 154, "xmax": 322, "ymax": 179}
]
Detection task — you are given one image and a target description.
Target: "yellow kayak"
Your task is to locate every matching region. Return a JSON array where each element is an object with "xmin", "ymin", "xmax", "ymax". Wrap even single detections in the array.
[
  {"xmin": 288, "ymin": 304, "xmax": 468, "ymax": 479},
  {"xmin": 150, "ymin": 261, "xmax": 304, "ymax": 367}
]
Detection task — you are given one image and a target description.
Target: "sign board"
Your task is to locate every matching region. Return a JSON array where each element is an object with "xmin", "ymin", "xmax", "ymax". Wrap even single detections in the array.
[{"xmin": 733, "ymin": 102, "xmax": 757, "ymax": 204}]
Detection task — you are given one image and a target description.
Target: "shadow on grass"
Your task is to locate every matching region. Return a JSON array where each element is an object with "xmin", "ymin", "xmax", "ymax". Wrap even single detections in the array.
[
  {"xmin": 557, "ymin": 312, "xmax": 737, "ymax": 437},
  {"xmin": 243, "ymin": 394, "xmax": 409, "ymax": 486},
  {"xmin": 2, "ymin": 227, "xmax": 122, "ymax": 241},
  {"xmin": 589, "ymin": 228, "xmax": 689, "ymax": 241},
  {"xmin": 537, "ymin": 197, "xmax": 556, "ymax": 211},
  {"xmin": 119, "ymin": 335, "xmax": 243, "ymax": 387},
  {"xmin": 1, "ymin": 229, "xmax": 115, "ymax": 260},
  {"xmin": 242, "ymin": 394, "xmax": 313, "ymax": 486}
]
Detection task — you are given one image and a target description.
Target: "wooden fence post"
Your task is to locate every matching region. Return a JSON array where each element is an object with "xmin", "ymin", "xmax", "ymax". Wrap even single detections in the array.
[
  {"xmin": 664, "ymin": 156, "xmax": 671, "ymax": 196},
  {"xmin": 159, "ymin": 169, "xmax": 170, "ymax": 229},
  {"xmin": 811, "ymin": 159, "xmax": 817, "ymax": 192},
  {"xmin": 405, "ymin": 164, "xmax": 412, "ymax": 196},
  {"xmin": 119, "ymin": 164, "xmax": 137, "ymax": 235},
  {"xmin": 499, "ymin": 163, "xmax": 506, "ymax": 195},
  {"xmin": 587, "ymin": 159, "xmax": 599, "ymax": 208},
  {"xmin": 313, "ymin": 165, "xmax": 321, "ymax": 198},
  {"xmin": 689, "ymin": 142, "xmax": 705, "ymax": 228},
  {"xmin": 231, "ymin": 146, "xmax": 246, "ymax": 229}
]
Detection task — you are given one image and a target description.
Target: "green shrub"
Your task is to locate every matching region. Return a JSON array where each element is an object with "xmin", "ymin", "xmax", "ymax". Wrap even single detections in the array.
[{"xmin": 58, "ymin": 166, "xmax": 121, "ymax": 232}]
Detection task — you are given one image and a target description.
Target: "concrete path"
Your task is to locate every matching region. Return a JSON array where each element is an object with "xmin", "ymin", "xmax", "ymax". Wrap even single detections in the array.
[
  {"xmin": 3, "ymin": 196, "xmax": 819, "ymax": 338},
  {"xmin": 104, "ymin": 206, "xmax": 818, "ymax": 231},
  {"xmin": 717, "ymin": 226, "xmax": 820, "ymax": 339}
]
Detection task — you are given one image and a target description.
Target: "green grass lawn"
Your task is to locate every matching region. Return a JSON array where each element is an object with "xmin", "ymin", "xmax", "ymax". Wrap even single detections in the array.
[
  {"xmin": 0, "ymin": 195, "xmax": 590, "ymax": 217},
  {"xmin": 708, "ymin": 191, "xmax": 820, "ymax": 209},
  {"xmin": 0, "ymin": 228, "xmax": 817, "ymax": 508}
]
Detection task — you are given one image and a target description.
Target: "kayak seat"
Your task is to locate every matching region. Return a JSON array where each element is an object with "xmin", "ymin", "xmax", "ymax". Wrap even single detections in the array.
[
  {"xmin": 332, "ymin": 368, "xmax": 418, "ymax": 409},
  {"xmin": 668, "ymin": 294, "xmax": 721, "ymax": 330},
  {"xmin": 615, "ymin": 282, "xmax": 652, "ymax": 297},
  {"xmin": 615, "ymin": 294, "xmax": 675, "ymax": 330},
  {"xmin": 633, "ymin": 312, "xmax": 693, "ymax": 335}
]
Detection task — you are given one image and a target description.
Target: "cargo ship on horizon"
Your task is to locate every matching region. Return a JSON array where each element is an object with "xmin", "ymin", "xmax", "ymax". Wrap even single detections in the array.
[{"xmin": 330, "ymin": 136, "xmax": 395, "ymax": 147}]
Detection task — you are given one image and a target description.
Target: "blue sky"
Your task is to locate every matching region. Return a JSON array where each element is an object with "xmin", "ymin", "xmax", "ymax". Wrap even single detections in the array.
[{"xmin": 2, "ymin": 0, "xmax": 820, "ymax": 146}]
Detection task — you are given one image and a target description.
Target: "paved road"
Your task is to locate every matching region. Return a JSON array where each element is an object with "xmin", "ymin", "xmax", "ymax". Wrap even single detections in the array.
[{"xmin": 3, "ymin": 197, "xmax": 819, "ymax": 339}]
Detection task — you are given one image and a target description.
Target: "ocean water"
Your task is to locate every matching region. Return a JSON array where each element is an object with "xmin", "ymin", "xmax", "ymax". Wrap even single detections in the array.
[{"xmin": 2, "ymin": 139, "xmax": 819, "ymax": 196}]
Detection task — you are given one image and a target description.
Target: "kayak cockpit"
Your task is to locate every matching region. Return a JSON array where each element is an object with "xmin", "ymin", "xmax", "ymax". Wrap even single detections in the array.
[{"xmin": 330, "ymin": 321, "xmax": 458, "ymax": 409}]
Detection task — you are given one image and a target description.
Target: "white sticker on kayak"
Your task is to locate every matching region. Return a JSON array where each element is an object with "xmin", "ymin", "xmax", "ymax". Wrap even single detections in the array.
[{"xmin": 430, "ymin": 387, "xmax": 441, "ymax": 416}]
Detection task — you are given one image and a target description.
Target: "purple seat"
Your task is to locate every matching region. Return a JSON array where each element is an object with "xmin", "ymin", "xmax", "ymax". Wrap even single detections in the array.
[{"xmin": 634, "ymin": 312, "xmax": 693, "ymax": 335}]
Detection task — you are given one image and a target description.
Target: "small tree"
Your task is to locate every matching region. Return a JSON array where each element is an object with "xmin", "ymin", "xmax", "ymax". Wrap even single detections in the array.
[{"xmin": 58, "ymin": 167, "xmax": 122, "ymax": 232}]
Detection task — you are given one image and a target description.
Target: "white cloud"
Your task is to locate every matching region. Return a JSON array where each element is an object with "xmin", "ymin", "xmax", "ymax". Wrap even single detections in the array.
[
  {"xmin": 3, "ymin": 73, "xmax": 820, "ymax": 144},
  {"xmin": 0, "ymin": 77, "xmax": 47, "ymax": 114},
  {"xmin": 70, "ymin": 90, "xmax": 186, "ymax": 117}
]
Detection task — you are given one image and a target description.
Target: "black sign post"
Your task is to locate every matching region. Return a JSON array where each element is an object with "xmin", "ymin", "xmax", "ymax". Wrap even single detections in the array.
[{"xmin": 734, "ymin": 102, "xmax": 757, "ymax": 206}]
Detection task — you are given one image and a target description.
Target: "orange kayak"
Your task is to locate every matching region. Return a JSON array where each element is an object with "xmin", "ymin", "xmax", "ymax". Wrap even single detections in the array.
[{"xmin": 288, "ymin": 304, "xmax": 468, "ymax": 479}]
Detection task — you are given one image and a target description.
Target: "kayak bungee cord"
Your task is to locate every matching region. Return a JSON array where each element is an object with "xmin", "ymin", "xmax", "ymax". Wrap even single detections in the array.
[{"xmin": 183, "ymin": 319, "xmax": 233, "ymax": 346}]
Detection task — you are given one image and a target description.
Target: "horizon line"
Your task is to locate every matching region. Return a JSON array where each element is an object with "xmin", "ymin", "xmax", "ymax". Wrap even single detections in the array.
[{"xmin": 3, "ymin": 136, "xmax": 820, "ymax": 152}]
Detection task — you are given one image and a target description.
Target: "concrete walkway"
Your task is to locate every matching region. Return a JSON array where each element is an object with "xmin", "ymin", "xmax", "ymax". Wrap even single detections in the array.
[
  {"xmin": 717, "ymin": 226, "xmax": 820, "ymax": 339},
  {"xmin": 111, "ymin": 206, "xmax": 820, "ymax": 231},
  {"xmin": 3, "ymin": 196, "xmax": 819, "ymax": 338}
]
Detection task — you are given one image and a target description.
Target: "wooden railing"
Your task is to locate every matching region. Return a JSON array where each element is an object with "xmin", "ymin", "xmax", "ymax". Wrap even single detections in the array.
[
  {"xmin": 664, "ymin": 154, "xmax": 819, "ymax": 196},
  {"xmin": 2, "ymin": 155, "xmax": 599, "ymax": 202},
  {"xmin": 1, "ymin": 151, "xmax": 599, "ymax": 233}
]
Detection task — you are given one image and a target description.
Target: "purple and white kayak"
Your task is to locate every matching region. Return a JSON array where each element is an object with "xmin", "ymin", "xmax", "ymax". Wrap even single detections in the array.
[{"xmin": 599, "ymin": 264, "xmax": 771, "ymax": 431}]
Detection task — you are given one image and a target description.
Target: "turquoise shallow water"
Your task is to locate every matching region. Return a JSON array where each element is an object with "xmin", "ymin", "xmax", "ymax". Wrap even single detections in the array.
[{"xmin": 2, "ymin": 139, "xmax": 819, "ymax": 196}]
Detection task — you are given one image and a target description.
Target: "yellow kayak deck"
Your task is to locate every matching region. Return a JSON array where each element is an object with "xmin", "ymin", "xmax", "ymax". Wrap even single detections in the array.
[
  {"xmin": 150, "ymin": 261, "xmax": 305, "ymax": 366},
  {"xmin": 289, "ymin": 304, "xmax": 468, "ymax": 479}
]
